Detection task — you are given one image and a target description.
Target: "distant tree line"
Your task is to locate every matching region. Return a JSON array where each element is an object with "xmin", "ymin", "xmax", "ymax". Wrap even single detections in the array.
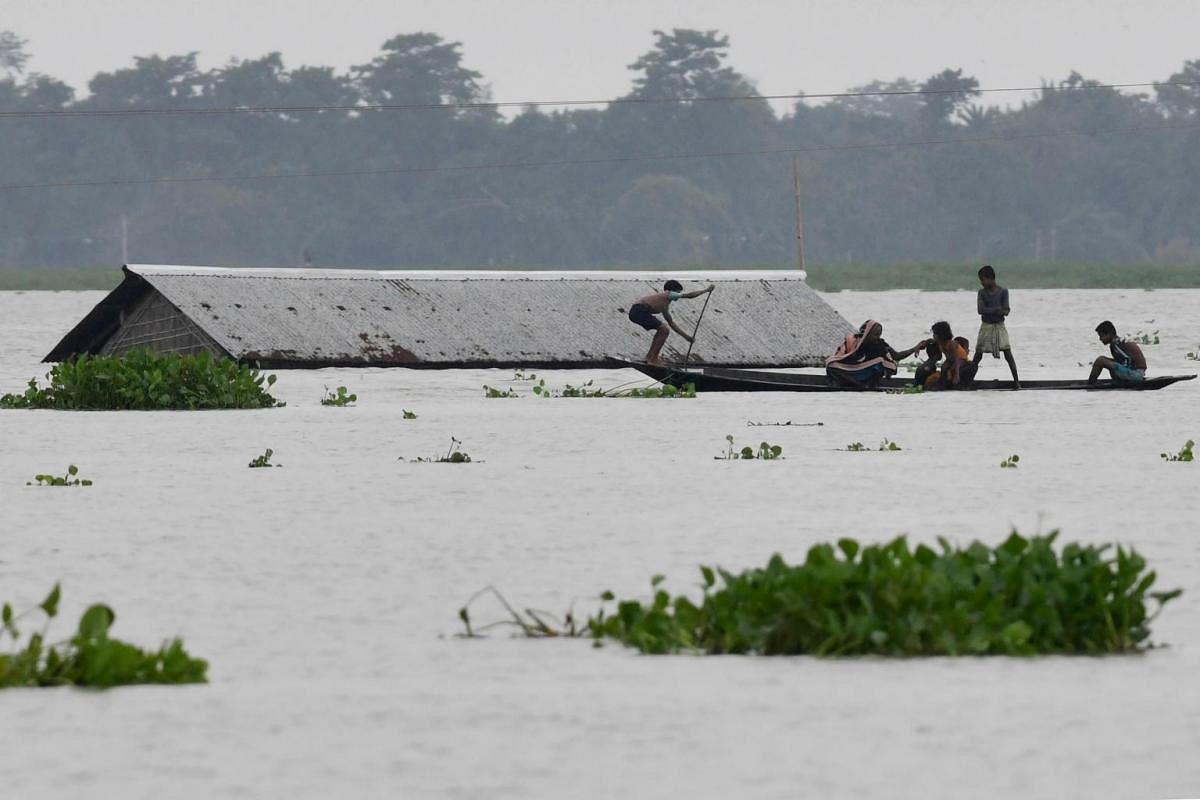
[{"xmin": 1, "ymin": 28, "xmax": 1198, "ymax": 269}]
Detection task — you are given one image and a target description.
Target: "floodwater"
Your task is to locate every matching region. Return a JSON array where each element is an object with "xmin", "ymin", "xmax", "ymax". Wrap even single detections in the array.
[{"xmin": 1, "ymin": 289, "xmax": 1198, "ymax": 800}]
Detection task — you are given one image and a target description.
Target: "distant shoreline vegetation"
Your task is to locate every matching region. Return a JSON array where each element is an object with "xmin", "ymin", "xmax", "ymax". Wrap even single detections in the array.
[{"xmin": 2, "ymin": 263, "xmax": 1199, "ymax": 293}]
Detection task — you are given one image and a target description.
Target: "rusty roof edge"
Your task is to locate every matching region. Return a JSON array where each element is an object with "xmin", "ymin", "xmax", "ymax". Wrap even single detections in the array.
[{"xmin": 125, "ymin": 264, "xmax": 810, "ymax": 282}]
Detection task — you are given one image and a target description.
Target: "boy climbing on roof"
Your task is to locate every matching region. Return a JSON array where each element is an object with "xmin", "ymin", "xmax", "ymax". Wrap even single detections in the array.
[
  {"xmin": 628, "ymin": 280, "xmax": 714, "ymax": 365},
  {"xmin": 972, "ymin": 265, "xmax": 1020, "ymax": 389},
  {"xmin": 1089, "ymin": 320, "xmax": 1147, "ymax": 384}
]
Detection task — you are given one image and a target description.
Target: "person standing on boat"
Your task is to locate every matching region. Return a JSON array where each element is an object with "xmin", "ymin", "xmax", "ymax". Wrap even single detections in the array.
[
  {"xmin": 1089, "ymin": 321, "xmax": 1147, "ymax": 384},
  {"xmin": 971, "ymin": 265, "xmax": 1021, "ymax": 389},
  {"xmin": 627, "ymin": 280, "xmax": 714, "ymax": 365},
  {"xmin": 826, "ymin": 319, "xmax": 925, "ymax": 388}
]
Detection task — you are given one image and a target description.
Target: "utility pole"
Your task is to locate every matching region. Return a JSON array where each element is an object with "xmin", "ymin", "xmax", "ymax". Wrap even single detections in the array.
[
  {"xmin": 120, "ymin": 214, "xmax": 129, "ymax": 264},
  {"xmin": 791, "ymin": 156, "xmax": 806, "ymax": 271}
]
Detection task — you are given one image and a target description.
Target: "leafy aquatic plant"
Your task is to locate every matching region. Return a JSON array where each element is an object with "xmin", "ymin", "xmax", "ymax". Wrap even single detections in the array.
[
  {"xmin": 1160, "ymin": 440, "xmax": 1194, "ymax": 462},
  {"xmin": 402, "ymin": 409, "xmax": 418, "ymax": 419},
  {"xmin": 1000, "ymin": 454, "xmax": 1020, "ymax": 469},
  {"xmin": 846, "ymin": 440, "xmax": 902, "ymax": 452},
  {"xmin": 511, "ymin": 370, "xmax": 538, "ymax": 382},
  {"xmin": 27, "ymin": 465, "xmax": 93, "ymax": 487},
  {"xmin": 482, "ymin": 384, "xmax": 519, "ymax": 398},
  {"xmin": 619, "ymin": 383, "xmax": 697, "ymax": 398},
  {"xmin": 717, "ymin": 435, "xmax": 783, "ymax": 460},
  {"xmin": 1132, "ymin": 330, "xmax": 1160, "ymax": 345},
  {"xmin": 571, "ymin": 533, "xmax": 1180, "ymax": 656},
  {"xmin": 531, "ymin": 378, "xmax": 607, "ymax": 398},
  {"xmin": 320, "ymin": 385, "xmax": 357, "ymax": 406},
  {"xmin": 1, "ymin": 584, "xmax": 207, "ymax": 689},
  {"xmin": 248, "ymin": 448, "xmax": 280, "ymax": 468},
  {"xmin": 408, "ymin": 436, "xmax": 473, "ymax": 463},
  {"xmin": 1186, "ymin": 348, "xmax": 1198, "ymax": 361},
  {"xmin": 0, "ymin": 350, "xmax": 281, "ymax": 410}
]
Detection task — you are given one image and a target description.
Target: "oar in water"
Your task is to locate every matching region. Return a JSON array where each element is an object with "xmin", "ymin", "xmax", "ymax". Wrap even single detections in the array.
[{"xmin": 683, "ymin": 288, "xmax": 714, "ymax": 368}]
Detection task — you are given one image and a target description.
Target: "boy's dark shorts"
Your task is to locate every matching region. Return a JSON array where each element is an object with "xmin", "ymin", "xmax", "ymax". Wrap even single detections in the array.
[{"xmin": 628, "ymin": 303, "xmax": 663, "ymax": 331}]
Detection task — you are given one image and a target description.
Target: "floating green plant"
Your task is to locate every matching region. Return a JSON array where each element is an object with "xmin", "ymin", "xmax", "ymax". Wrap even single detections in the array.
[
  {"xmin": 847, "ymin": 440, "xmax": 902, "ymax": 452},
  {"xmin": 27, "ymin": 465, "xmax": 93, "ymax": 487},
  {"xmin": 0, "ymin": 350, "xmax": 281, "ymax": 410},
  {"xmin": 408, "ymin": 436, "xmax": 473, "ymax": 463},
  {"xmin": 402, "ymin": 409, "xmax": 418, "ymax": 419},
  {"xmin": 717, "ymin": 435, "xmax": 783, "ymax": 460},
  {"xmin": 511, "ymin": 370, "xmax": 538, "ymax": 382},
  {"xmin": 619, "ymin": 383, "xmax": 696, "ymax": 398},
  {"xmin": 1161, "ymin": 440, "xmax": 1194, "ymax": 462},
  {"xmin": 531, "ymin": 378, "xmax": 606, "ymax": 398},
  {"xmin": 1000, "ymin": 454, "xmax": 1020, "ymax": 468},
  {"xmin": 1132, "ymin": 330, "xmax": 1160, "ymax": 345},
  {"xmin": 248, "ymin": 448, "xmax": 280, "ymax": 468},
  {"xmin": 320, "ymin": 385, "xmax": 357, "ymax": 406},
  {"xmin": 460, "ymin": 532, "xmax": 1182, "ymax": 656},
  {"xmin": 482, "ymin": 384, "xmax": 519, "ymax": 398},
  {"xmin": 1186, "ymin": 349, "xmax": 1199, "ymax": 361},
  {"xmin": 1, "ymin": 584, "xmax": 207, "ymax": 689}
]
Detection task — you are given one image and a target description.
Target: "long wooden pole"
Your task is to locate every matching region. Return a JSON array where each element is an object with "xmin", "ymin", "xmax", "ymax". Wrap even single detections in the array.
[
  {"xmin": 792, "ymin": 156, "xmax": 806, "ymax": 271},
  {"xmin": 683, "ymin": 289, "xmax": 713, "ymax": 368}
]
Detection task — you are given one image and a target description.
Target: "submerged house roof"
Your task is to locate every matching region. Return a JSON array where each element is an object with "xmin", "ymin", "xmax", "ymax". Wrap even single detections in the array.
[{"xmin": 46, "ymin": 265, "xmax": 852, "ymax": 369}]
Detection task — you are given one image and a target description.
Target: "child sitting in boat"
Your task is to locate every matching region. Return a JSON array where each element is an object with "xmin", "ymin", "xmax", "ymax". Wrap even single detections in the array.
[
  {"xmin": 913, "ymin": 340, "xmax": 941, "ymax": 386},
  {"xmin": 1089, "ymin": 321, "xmax": 1146, "ymax": 384},
  {"xmin": 826, "ymin": 319, "xmax": 925, "ymax": 388},
  {"xmin": 924, "ymin": 322, "xmax": 977, "ymax": 389},
  {"xmin": 627, "ymin": 280, "xmax": 714, "ymax": 365}
]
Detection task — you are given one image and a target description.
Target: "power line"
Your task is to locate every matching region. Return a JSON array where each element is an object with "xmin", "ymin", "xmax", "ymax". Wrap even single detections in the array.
[
  {"xmin": 0, "ymin": 80, "xmax": 1196, "ymax": 121},
  {"xmin": 2, "ymin": 120, "xmax": 1196, "ymax": 193}
]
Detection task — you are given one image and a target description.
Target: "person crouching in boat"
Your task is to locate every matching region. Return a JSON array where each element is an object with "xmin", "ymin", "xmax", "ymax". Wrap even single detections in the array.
[
  {"xmin": 924, "ymin": 321, "xmax": 977, "ymax": 390},
  {"xmin": 826, "ymin": 320, "xmax": 924, "ymax": 388},
  {"xmin": 1089, "ymin": 320, "xmax": 1146, "ymax": 385}
]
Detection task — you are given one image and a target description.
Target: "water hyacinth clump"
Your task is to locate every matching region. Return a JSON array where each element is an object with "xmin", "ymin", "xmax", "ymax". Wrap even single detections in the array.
[
  {"xmin": 27, "ymin": 464, "xmax": 93, "ymax": 486},
  {"xmin": 621, "ymin": 383, "xmax": 696, "ymax": 398},
  {"xmin": 320, "ymin": 385, "xmax": 357, "ymax": 406},
  {"xmin": 408, "ymin": 436, "xmax": 473, "ymax": 463},
  {"xmin": 0, "ymin": 350, "xmax": 281, "ymax": 410},
  {"xmin": 584, "ymin": 533, "xmax": 1180, "ymax": 656},
  {"xmin": 1, "ymin": 584, "xmax": 207, "ymax": 689},
  {"xmin": 1160, "ymin": 440, "xmax": 1194, "ymax": 462},
  {"xmin": 717, "ymin": 435, "xmax": 783, "ymax": 460},
  {"xmin": 248, "ymin": 448, "xmax": 280, "ymax": 468},
  {"xmin": 482, "ymin": 384, "xmax": 519, "ymax": 398}
]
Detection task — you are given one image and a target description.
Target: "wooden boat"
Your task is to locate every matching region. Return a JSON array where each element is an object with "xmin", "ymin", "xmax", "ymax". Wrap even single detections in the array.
[{"xmin": 615, "ymin": 359, "xmax": 1196, "ymax": 393}]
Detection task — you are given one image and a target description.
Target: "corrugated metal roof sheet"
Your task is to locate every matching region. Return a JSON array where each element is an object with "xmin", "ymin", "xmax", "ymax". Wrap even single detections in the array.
[{"xmin": 47, "ymin": 265, "xmax": 852, "ymax": 368}]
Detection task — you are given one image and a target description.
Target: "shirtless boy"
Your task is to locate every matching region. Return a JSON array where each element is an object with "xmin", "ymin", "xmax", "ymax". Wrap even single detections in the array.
[{"xmin": 627, "ymin": 280, "xmax": 714, "ymax": 365}]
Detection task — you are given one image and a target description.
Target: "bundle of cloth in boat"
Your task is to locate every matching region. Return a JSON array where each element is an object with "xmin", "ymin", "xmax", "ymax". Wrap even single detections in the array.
[{"xmin": 825, "ymin": 319, "xmax": 900, "ymax": 388}]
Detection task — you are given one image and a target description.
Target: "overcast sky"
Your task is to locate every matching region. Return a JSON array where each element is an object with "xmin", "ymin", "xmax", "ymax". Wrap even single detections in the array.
[{"xmin": 3, "ymin": 0, "xmax": 1198, "ymax": 106}]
